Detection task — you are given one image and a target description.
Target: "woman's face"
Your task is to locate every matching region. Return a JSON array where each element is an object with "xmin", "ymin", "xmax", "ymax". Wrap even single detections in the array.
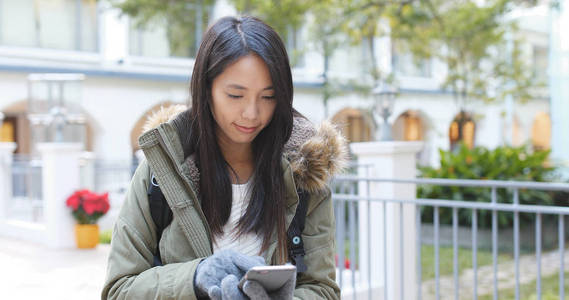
[{"xmin": 211, "ymin": 54, "xmax": 277, "ymax": 149}]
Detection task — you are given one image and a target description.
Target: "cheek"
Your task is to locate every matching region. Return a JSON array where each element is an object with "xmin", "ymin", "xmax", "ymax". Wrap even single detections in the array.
[
  {"xmin": 262, "ymin": 102, "xmax": 278, "ymax": 123},
  {"xmin": 210, "ymin": 92, "xmax": 225, "ymax": 121}
]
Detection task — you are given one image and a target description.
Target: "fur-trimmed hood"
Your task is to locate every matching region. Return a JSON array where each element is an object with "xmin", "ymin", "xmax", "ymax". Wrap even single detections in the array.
[{"xmin": 141, "ymin": 105, "xmax": 348, "ymax": 193}]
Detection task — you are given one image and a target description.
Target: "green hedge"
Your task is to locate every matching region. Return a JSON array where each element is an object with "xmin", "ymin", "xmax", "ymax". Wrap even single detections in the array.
[
  {"xmin": 417, "ymin": 143, "xmax": 568, "ymax": 228},
  {"xmin": 100, "ymin": 229, "xmax": 112, "ymax": 244}
]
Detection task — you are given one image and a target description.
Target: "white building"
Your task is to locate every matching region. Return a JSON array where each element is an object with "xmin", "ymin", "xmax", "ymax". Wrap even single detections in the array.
[{"xmin": 0, "ymin": 0, "xmax": 557, "ymax": 170}]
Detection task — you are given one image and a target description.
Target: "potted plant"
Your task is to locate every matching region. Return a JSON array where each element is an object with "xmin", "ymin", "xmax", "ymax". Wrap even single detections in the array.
[{"xmin": 65, "ymin": 189, "xmax": 110, "ymax": 248}]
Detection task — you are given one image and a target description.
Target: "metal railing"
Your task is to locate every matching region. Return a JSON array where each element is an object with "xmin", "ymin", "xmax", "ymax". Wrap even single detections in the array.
[
  {"xmin": 91, "ymin": 159, "xmax": 137, "ymax": 194},
  {"xmin": 10, "ymin": 155, "xmax": 43, "ymax": 222},
  {"xmin": 331, "ymin": 174, "xmax": 569, "ymax": 300}
]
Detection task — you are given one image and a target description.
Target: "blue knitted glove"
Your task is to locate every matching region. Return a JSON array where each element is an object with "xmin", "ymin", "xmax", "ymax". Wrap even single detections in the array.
[
  {"xmin": 241, "ymin": 271, "xmax": 296, "ymax": 300},
  {"xmin": 220, "ymin": 275, "xmax": 248, "ymax": 300},
  {"xmin": 194, "ymin": 250, "xmax": 265, "ymax": 299}
]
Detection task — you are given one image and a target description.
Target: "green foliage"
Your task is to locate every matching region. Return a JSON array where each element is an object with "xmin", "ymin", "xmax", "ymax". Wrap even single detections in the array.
[
  {"xmin": 230, "ymin": 0, "xmax": 311, "ymax": 68},
  {"xmin": 100, "ymin": 229, "xmax": 112, "ymax": 244},
  {"xmin": 71, "ymin": 209, "xmax": 105, "ymax": 225},
  {"xmin": 110, "ymin": 0, "xmax": 213, "ymax": 57},
  {"xmin": 390, "ymin": 0, "xmax": 542, "ymax": 108},
  {"xmin": 418, "ymin": 143, "xmax": 562, "ymax": 228},
  {"xmin": 231, "ymin": 0, "xmax": 311, "ymax": 38},
  {"xmin": 111, "ymin": 0, "xmax": 542, "ymax": 119}
]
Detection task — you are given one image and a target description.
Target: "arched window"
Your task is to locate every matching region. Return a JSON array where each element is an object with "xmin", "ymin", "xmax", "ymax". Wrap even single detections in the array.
[
  {"xmin": 531, "ymin": 112, "xmax": 551, "ymax": 150},
  {"xmin": 393, "ymin": 111, "xmax": 424, "ymax": 141},
  {"xmin": 449, "ymin": 111, "xmax": 475, "ymax": 150},
  {"xmin": 0, "ymin": 117, "xmax": 15, "ymax": 142},
  {"xmin": 331, "ymin": 108, "xmax": 374, "ymax": 143}
]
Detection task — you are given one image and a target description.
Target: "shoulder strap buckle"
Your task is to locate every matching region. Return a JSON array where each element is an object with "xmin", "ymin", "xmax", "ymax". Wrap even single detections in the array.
[{"xmin": 291, "ymin": 253, "xmax": 307, "ymax": 273}]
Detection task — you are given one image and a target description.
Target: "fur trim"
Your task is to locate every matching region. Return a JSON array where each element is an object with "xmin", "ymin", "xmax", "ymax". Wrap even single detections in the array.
[
  {"xmin": 141, "ymin": 106, "xmax": 349, "ymax": 193},
  {"xmin": 141, "ymin": 104, "xmax": 187, "ymax": 134},
  {"xmin": 185, "ymin": 155, "xmax": 201, "ymax": 197},
  {"xmin": 287, "ymin": 121, "xmax": 348, "ymax": 193}
]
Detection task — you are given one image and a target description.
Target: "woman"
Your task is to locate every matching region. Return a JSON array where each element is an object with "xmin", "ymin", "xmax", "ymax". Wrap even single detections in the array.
[{"xmin": 102, "ymin": 16, "xmax": 346, "ymax": 300}]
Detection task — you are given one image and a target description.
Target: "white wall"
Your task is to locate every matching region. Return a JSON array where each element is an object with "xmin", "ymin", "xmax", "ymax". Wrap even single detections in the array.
[{"xmin": 0, "ymin": 73, "xmax": 29, "ymax": 105}]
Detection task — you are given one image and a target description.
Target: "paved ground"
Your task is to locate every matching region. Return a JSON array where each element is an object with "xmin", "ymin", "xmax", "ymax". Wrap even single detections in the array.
[{"xmin": 0, "ymin": 237, "xmax": 110, "ymax": 300}]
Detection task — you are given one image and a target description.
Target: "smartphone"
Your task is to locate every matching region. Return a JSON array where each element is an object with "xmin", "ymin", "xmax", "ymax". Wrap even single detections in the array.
[{"xmin": 238, "ymin": 265, "xmax": 297, "ymax": 293}]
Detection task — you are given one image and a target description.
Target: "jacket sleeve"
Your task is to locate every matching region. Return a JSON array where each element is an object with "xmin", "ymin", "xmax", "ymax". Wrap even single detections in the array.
[
  {"xmin": 293, "ymin": 187, "xmax": 341, "ymax": 300},
  {"xmin": 101, "ymin": 160, "xmax": 202, "ymax": 300}
]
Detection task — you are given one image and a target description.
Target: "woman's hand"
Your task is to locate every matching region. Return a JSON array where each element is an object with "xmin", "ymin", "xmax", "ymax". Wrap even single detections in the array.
[
  {"xmin": 194, "ymin": 249, "xmax": 265, "ymax": 299},
  {"xmin": 241, "ymin": 271, "xmax": 296, "ymax": 300}
]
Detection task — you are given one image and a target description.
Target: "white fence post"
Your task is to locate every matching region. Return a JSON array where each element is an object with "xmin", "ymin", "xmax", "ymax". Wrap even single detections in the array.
[
  {"xmin": 351, "ymin": 141, "xmax": 423, "ymax": 300},
  {"xmin": 0, "ymin": 142, "xmax": 17, "ymax": 220},
  {"xmin": 38, "ymin": 143, "xmax": 83, "ymax": 249}
]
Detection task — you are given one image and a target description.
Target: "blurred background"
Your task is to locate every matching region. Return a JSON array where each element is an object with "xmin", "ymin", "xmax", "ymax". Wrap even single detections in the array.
[
  {"xmin": 0, "ymin": 0, "xmax": 567, "ymax": 183},
  {"xmin": 0, "ymin": 0, "xmax": 568, "ymax": 299}
]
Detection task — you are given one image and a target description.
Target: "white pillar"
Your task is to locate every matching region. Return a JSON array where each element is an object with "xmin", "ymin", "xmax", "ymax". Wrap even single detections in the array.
[
  {"xmin": 550, "ymin": 0, "xmax": 569, "ymax": 177},
  {"xmin": 79, "ymin": 152, "xmax": 96, "ymax": 191},
  {"xmin": 351, "ymin": 141, "xmax": 423, "ymax": 300},
  {"xmin": 0, "ymin": 143, "xmax": 17, "ymax": 219},
  {"xmin": 38, "ymin": 143, "xmax": 83, "ymax": 249}
]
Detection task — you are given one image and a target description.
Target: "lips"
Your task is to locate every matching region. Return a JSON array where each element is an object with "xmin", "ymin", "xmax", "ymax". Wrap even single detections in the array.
[{"xmin": 233, "ymin": 123, "xmax": 258, "ymax": 133}]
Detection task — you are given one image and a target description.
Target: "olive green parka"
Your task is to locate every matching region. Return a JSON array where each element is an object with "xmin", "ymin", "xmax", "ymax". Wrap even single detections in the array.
[{"xmin": 102, "ymin": 106, "xmax": 348, "ymax": 300}]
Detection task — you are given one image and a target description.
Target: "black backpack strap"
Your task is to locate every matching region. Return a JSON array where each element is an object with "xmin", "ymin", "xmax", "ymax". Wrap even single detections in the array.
[
  {"xmin": 147, "ymin": 173, "xmax": 173, "ymax": 267},
  {"xmin": 287, "ymin": 189, "xmax": 309, "ymax": 273}
]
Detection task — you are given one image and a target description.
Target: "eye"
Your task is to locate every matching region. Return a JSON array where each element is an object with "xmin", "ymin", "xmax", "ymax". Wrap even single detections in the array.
[
  {"xmin": 262, "ymin": 95, "xmax": 276, "ymax": 100},
  {"xmin": 227, "ymin": 94, "xmax": 242, "ymax": 99}
]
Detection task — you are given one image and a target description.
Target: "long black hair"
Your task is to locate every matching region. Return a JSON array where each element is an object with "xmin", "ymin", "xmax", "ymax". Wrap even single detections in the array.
[{"xmin": 187, "ymin": 16, "xmax": 294, "ymax": 262}]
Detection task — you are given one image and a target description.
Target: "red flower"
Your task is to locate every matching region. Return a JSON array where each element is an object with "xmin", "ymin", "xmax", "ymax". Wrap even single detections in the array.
[
  {"xmin": 100, "ymin": 193, "xmax": 110, "ymax": 214},
  {"xmin": 76, "ymin": 189, "xmax": 90, "ymax": 197},
  {"xmin": 66, "ymin": 194, "xmax": 80, "ymax": 210},
  {"xmin": 82, "ymin": 193, "xmax": 97, "ymax": 215},
  {"xmin": 66, "ymin": 189, "xmax": 111, "ymax": 224},
  {"xmin": 82, "ymin": 191, "xmax": 111, "ymax": 215}
]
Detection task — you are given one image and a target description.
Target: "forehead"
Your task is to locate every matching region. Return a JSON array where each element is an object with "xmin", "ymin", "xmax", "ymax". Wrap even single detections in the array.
[{"xmin": 215, "ymin": 54, "xmax": 273, "ymax": 89}]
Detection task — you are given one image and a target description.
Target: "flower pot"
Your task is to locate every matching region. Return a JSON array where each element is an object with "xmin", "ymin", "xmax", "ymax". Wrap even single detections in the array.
[{"xmin": 75, "ymin": 224, "xmax": 99, "ymax": 249}]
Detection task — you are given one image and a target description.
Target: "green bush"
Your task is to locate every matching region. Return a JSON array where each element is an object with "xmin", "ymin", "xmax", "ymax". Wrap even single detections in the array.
[
  {"xmin": 417, "ymin": 143, "xmax": 567, "ymax": 228},
  {"xmin": 100, "ymin": 229, "xmax": 112, "ymax": 244}
]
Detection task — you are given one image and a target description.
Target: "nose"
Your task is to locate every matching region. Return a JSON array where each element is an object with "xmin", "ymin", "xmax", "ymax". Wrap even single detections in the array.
[{"xmin": 242, "ymin": 98, "xmax": 259, "ymax": 121}]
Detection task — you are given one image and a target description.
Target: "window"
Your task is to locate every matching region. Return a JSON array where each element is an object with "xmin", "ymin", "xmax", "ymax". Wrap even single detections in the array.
[
  {"xmin": 331, "ymin": 108, "xmax": 373, "ymax": 143},
  {"xmin": 392, "ymin": 41, "xmax": 432, "ymax": 77},
  {"xmin": 0, "ymin": 0, "xmax": 98, "ymax": 52},
  {"xmin": 449, "ymin": 112, "xmax": 475, "ymax": 150},
  {"xmin": 0, "ymin": 117, "xmax": 15, "ymax": 142},
  {"xmin": 393, "ymin": 111, "xmax": 424, "ymax": 141},
  {"xmin": 129, "ymin": 5, "xmax": 209, "ymax": 58},
  {"xmin": 403, "ymin": 112, "xmax": 423, "ymax": 141},
  {"xmin": 533, "ymin": 46, "xmax": 548, "ymax": 84},
  {"xmin": 531, "ymin": 112, "xmax": 551, "ymax": 150},
  {"xmin": 129, "ymin": 20, "xmax": 172, "ymax": 58}
]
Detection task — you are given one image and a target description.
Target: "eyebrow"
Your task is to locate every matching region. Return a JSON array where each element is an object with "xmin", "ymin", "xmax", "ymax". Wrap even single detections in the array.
[{"xmin": 226, "ymin": 84, "xmax": 274, "ymax": 91}]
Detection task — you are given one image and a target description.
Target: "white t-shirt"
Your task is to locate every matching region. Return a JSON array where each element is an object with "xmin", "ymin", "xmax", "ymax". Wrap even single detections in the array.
[{"xmin": 212, "ymin": 179, "xmax": 264, "ymax": 256}]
